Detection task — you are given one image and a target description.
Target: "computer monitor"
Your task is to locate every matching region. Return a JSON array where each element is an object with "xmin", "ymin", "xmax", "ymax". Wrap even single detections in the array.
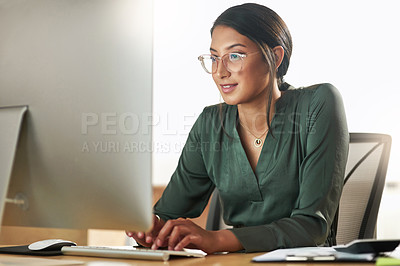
[{"xmin": 0, "ymin": 0, "xmax": 153, "ymax": 232}]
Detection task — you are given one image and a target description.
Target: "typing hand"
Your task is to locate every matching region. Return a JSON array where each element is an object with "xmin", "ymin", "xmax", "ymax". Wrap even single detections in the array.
[
  {"xmin": 126, "ymin": 214, "xmax": 166, "ymax": 248},
  {"xmin": 150, "ymin": 218, "xmax": 219, "ymax": 254}
]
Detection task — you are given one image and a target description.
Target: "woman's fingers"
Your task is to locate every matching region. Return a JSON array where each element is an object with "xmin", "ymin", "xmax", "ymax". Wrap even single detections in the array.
[
  {"xmin": 126, "ymin": 214, "xmax": 166, "ymax": 248},
  {"xmin": 174, "ymin": 234, "xmax": 199, "ymax": 251},
  {"xmin": 152, "ymin": 219, "xmax": 210, "ymax": 252},
  {"xmin": 131, "ymin": 218, "xmax": 232, "ymax": 254},
  {"xmin": 125, "ymin": 231, "xmax": 150, "ymax": 247},
  {"xmin": 168, "ymin": 223, "xmax": 190, "ymax": 250},
  {"xmin": 125, "ymin": 230, "xmax": 156, "ymax": 247},
  {"xmin": 152, "ymin": 218, "xmax": 185, "ymax": 249},
  {"xmin": 145, "ymin": 234, "xmax": 155, "ymax": 244}
]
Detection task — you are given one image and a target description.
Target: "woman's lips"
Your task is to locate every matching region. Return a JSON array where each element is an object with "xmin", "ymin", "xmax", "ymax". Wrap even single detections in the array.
[{"xmin": 220, "ymin": 84, "xmax": 238, "ymax": 93}]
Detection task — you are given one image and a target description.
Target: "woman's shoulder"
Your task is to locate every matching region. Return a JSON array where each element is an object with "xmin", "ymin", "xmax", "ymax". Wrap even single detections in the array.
[
  {"xmin": 191, "ymin": 103, "xmax": 236, "ymax": 132},
  {"xmin": 279, "ymin": 83, "xmax": 344, "ymax": 116},
  {"xmin": 283, "ymin": 83, "xmax": 343, "ymax": 105},
  {"xmin": 286, "ymin": 83, "xmax": 340, "ymax": 96},
  {"xmin": 191, "ymin": 103, "xmax": 237, "ymax": 136},
  {"xmin": 200, "ymin": 103, "xmax": 236, "ymax": 118},
  {"xmin": 294, "ymin": 83, "xmax": 342, "ymax": 99}
]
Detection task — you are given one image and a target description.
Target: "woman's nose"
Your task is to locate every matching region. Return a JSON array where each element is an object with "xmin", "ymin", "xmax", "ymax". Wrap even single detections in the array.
[{"xmin": 215, "ymin": 59, "xmax": 231, "ymax": 78}]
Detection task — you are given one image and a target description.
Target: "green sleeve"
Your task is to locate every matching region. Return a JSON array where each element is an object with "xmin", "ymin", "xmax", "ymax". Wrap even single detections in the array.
[
  {"xmin": 153, "ymin": 110, "xmax": 215, "ymax": 221},
  {"xmin": 230, "ymin": 84, "xmax": 349, "ymax": 252}
]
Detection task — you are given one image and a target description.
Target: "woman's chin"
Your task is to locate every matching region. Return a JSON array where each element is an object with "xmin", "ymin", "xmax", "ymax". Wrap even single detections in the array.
[{"xmin": 219, "ymin": 95, "xmax": 240, "ymax": 106}]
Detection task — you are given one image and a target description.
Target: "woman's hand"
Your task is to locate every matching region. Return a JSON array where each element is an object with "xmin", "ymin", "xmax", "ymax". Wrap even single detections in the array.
[
  {"xmin": 150, "ymin": 218, "xmax": 242, "ymax": 254},
  {"xmin": 125, "ymin": 214, "xmax": 166, "ymax": 247}
]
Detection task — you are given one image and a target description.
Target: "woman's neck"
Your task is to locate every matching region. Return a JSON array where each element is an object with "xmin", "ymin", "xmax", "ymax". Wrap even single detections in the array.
[{"xmin": 237, "ymin": 84, "xmax": 281, "ymax": 134}]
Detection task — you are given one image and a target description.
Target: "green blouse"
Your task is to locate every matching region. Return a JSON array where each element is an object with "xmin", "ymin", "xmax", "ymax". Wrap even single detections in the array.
[{"xmin": 154, "ymin": 83, "xmax": 349, "ymax": 252}]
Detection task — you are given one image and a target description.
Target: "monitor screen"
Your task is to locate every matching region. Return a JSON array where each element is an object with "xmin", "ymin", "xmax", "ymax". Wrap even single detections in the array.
[{"xmin": 0, "ymin": 0, "xmax": 153, "ymax": 232}]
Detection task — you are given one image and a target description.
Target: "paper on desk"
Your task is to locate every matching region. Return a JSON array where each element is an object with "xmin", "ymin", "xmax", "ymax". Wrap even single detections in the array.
[
  {"xmin": 252, "ymin": 247, "xmax": 375, "ymax": 262},
  {"xmin": 0, "ymin": 256, "xmax": 84, "ymax": 266}
]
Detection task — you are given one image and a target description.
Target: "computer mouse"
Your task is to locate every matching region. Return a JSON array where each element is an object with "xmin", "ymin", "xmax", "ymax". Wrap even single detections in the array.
[{"xmin": 28, "ymin": 239, "xmax": 77, "ymax": 251}]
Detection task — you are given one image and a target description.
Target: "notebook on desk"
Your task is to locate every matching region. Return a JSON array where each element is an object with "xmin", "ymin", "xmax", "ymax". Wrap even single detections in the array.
[
  {"xmin": 252, "ymin": 247, "xmax": 376, "ymax": 263},
  {"xmin": 252, "ymin": 239, "xmax": 400, "ymax": 263}
]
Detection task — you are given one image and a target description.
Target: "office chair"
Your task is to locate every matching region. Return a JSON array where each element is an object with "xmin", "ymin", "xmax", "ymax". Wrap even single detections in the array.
[
  {"xmin": 336, "ymin": 133, "xmax": 391, "ymax": 244},
  {"xmin": 205, "ymin": 133, "xmax": 392, "ymax": 246}
]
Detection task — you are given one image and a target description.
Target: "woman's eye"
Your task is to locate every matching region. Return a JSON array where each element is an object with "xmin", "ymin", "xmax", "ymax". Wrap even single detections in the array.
[{"xmin": 229, "ymin": 53, "xmax": 241, "ymax": 61}]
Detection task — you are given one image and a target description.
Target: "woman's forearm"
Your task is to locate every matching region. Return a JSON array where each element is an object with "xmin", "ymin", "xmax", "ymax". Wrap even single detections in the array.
[{"xmin": 213, "ymin": 229, "xmax": 243, "ymax": 253}]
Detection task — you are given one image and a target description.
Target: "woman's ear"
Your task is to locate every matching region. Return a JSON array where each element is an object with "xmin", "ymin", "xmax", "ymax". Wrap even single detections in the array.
[{"xmin": 273, "ymin": 46, "xmax": 284, "ymax": 70}]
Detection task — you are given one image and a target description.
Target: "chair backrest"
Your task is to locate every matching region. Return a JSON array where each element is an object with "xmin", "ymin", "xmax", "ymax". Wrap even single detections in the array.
[
  {"xmin": 336, "ymin": 133, "xmax": 391, "ymax": 244},
  {"xmin": 206, "ymin": 133, "xmax": 392, "ymax": 245}
]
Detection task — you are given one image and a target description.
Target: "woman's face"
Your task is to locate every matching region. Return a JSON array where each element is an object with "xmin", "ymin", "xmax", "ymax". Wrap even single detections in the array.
[{"xmin": 210, "ymin": 25, "xmax": 270, "ymax": 106}]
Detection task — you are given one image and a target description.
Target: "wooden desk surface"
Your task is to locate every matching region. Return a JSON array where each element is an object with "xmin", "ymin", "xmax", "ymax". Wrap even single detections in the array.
[{"xmin": 0, "ymin": 252, "xmax": 375, "ymax": 266}]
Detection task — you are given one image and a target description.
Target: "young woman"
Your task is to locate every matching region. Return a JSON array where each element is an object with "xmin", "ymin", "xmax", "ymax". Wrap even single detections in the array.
[{"xmin": 127, "ymin": 3, "xmax": 349, "ymax": 254}]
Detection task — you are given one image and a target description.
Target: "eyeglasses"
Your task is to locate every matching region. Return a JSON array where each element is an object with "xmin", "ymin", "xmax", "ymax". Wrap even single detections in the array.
[{"xmin": 197, "ymin": 51, "xmax": 259, "ymax": 74}]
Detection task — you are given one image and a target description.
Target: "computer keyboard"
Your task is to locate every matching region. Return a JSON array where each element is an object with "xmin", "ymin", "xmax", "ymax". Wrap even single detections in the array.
[{"xmin": 61, "ymin": 245, "xmax": 207, "ymax": 261}]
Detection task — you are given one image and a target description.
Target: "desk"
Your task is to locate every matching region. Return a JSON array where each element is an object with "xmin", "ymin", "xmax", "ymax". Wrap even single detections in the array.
[{"xmin": 0, "ymin": 252, "xmax": 375, "ymax": 266}]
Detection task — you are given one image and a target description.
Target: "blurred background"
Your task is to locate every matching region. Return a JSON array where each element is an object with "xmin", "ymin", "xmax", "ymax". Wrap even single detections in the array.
[{"xmin": 151, "ymin": 0, "xmax": 400, "ymax": 238}]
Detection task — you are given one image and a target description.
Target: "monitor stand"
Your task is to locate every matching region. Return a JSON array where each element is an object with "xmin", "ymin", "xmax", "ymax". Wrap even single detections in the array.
[{"xmin": 0, "ymin": 106, "xmax": 28, "ymax": 227}]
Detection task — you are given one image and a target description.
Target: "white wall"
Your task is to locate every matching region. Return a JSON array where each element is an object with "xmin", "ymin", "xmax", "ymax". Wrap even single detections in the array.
[{"xmin": 152, "ymin": 0, "xmax": 400, "ymax": 238}]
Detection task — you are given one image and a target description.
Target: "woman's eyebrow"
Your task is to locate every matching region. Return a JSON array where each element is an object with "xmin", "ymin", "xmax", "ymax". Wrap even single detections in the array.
[{"xmin": 210, "ymin": 43, "xmax": 247, "ymax": 53}]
